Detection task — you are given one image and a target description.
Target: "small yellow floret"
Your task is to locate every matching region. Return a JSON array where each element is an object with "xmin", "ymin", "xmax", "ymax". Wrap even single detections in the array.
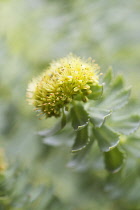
[{"xmin": 27, "ymin": 54, "xmax": 100, "ymax": 118}]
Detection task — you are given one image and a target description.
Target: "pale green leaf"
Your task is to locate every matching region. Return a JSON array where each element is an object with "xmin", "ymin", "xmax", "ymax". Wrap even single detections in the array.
[
  {"xmin": 111, "ymin": 75, "xmax": 124, "ymax": 92},
  {"xmin": 72, "ymin": 126, "xmax": 89, "ymax": 152},
  {"xmin": 68, "ymin": 138, "xmax": 94, "ymax": 167},
  {"xmin": 87, "ymin": 84, "xmax": 103, "ymax": 100},
  {"xmin": 89, "ymin": 108, "xmax": 111, "ymax": 128},
  {"xmin": 71, "ymin": 104, "xmax": 89, "ymax": 131},
  {"xmin": 100, "ymin": 88, "xmax": 131, "ymax": 111},
  {"xmin": 43, "ymin": 126, "xmax": 75, "ymax": 147},
  {"xmin": 103, "ymin": 67, "xmax": 113, "ymax": 85},
  {"xmin": 110, "ymin": 115, "xmax": 140, "ymax": 135},
  {"xmin": 123, "ymin": 136, "xmax": 140, "ymax": 158},
  {"xmin": 93, "ymin": 125, "xmax": 120, "ymax": 152},
  {"xmin": 38, "ymin": 112, "xmax": 67, "ymax": 137}
]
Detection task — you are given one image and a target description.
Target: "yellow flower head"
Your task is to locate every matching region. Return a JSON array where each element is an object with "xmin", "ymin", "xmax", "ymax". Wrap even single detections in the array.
[{"xmin": 27, "ymin": 54, "xmax": 100, "ymax": 118}]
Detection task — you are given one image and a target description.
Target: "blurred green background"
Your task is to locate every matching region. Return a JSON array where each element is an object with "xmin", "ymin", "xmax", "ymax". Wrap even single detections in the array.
[{"xmin": 0, "ymin": 0, "xmax": 140, "ymax": 209}]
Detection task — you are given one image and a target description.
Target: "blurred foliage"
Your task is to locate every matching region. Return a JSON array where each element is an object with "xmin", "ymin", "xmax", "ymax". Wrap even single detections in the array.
[{"xmin": 0, "ymin": 0, "xmax": 140, "ymax": 209}]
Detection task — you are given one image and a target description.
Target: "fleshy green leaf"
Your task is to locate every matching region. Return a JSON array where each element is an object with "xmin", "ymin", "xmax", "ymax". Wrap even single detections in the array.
[
  {"xmin": 87, "ymin": 84, "xmax": 103, "ymax": 100},
  {"xmin": 71, "ymin": 104, "xmax": 89, "ymax": 131},
  {"xmin": 93, "ymin": 125, "xmax": 120, "ymax": 152},
  {"xmin": 89, "ymin": 108, "xmax": 111, "ymax": 128},
  {"xmin": 104, "ymin": 147, "xmax": 125, "ymax": 173},
  {"xmin": 110, "ymin": 115, "xmax": 140, "ymax": 135},
  {"xmin": 38, "ymin": 112, "xmax": 67, "ymax": 137},
  {"xmin": 100, "ymin": 88, "xmax": 131, "ymax": 111},
  {"xmin": 72, "ymin": 126, "xmax": 89, "ymax": 152}
]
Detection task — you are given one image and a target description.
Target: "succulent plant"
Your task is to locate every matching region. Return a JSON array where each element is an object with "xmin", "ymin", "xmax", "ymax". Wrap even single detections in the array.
[{"xmin": 27, "ymin": 55, "xmax": 140, "ymax": 173}]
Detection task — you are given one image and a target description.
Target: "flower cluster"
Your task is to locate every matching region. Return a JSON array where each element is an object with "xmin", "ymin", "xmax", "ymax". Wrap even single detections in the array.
[{"xmin": 27, "ymin": 54, "xmax": 100, "ymax": 118}]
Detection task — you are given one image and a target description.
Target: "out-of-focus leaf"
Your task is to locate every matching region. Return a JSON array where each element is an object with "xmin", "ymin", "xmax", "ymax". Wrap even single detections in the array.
[
  {"xmin": 100, "ymin": 88, "xmax": 131, "ymax": 111},
  {"xmin": 111, "ymin": 75, "xmax": 124, "ymax": 92},
  {"xmin": 0, "ymin": 174, "xmax": 5, "ymax": 183},
  {"xmin": 87, "ymin": 84, "xmax": 103, "ymax": 100},
  {"xmin": 93, "ymin": 125, "xmax": 120, "ymax": 152},
  {"xmin": 103, "ymin": 67, "xmax": 113, "ymax": 86},
  {"xmin": 123, "ymin": 136, "xmax": 140, "ymax": 158},
  {"xmin": 110, "ymin": 115, "xmax": 140, "ymax": 135},
  {"xmin": 43, "ymin": 126, "xmax": 75, "ymax": 147},
  {"xmin": 68, "ymin": 137, "xmax": 94, "ymax": 167},
  {"xmin": 0, "ymin": 174, "xmax": 6, "ymax": 198},
  {"xmin": 61, "ymin": 111, "xmax": 67, "ymax": 127},
  {"xmin": 104, "ymin": 147, "xmax": 125, "ymax": 173},
  {"xmin": 72, "ymin": 126, "xmax": 89, "ymax": 152},
  {"xmin": 71, "ymin": 104, "xmax": 89, "ymax": 131},
  {"xmin": 38, "ymin": 112, "xmax": 66, "ymax": 137},
  {"xmin": 89, "ymin": 108, "xmax": 111, "ymax": 128}
]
